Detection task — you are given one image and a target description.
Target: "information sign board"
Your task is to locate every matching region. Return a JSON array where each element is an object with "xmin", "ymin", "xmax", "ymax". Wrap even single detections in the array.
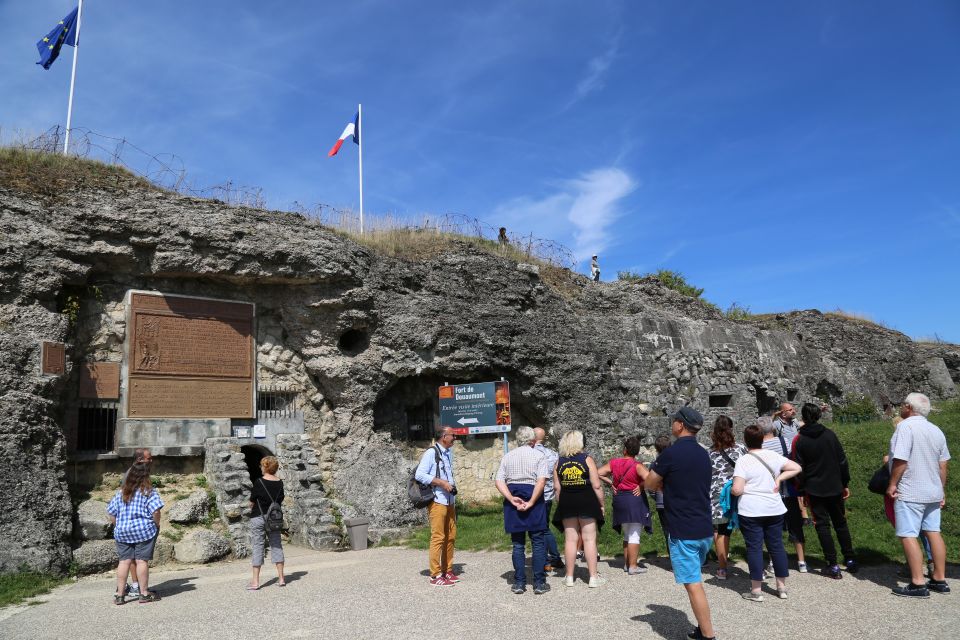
[{"xmin": 438, "ymin": 380, "xmax": 512, "ymax": 435}]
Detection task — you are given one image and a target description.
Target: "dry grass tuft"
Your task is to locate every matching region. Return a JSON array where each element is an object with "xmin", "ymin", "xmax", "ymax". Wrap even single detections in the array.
[
  {"xmin": 826, "ymin": 308, "xmax": 887, "ymax": 328},
  {"xmin": 0, "ymin": 147, "xmax": 156, "ymax": 200}
]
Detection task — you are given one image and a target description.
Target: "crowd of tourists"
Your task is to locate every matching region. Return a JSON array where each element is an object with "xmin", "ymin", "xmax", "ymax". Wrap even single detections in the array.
[
  {"xmin": 416, "ymin": 393, "xmax": 951, "ymax": 640},
  {"xmin": 104, "ymin": 390, "xmax": 950, "ymax": 635}
]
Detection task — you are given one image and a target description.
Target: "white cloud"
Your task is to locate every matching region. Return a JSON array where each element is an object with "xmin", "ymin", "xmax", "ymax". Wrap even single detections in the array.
[
  {"xmin": 563, "ymin": 33, "xmax": 622, "ymax": 110},
  {"xmin": 489, "ymin": 167, "xmax": 637, "ymax": 262},
  {"xmin": 566, "ymin": 168, "xmax": 637, "ymax": 260}
]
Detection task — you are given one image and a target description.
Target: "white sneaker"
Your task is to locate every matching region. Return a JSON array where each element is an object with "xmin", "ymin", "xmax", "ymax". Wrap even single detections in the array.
[
  {"xmin": 588, "ymin": 576, "xmax": 603, "ymax": 588},
  {"xmin": 797, "ymin": 562, "xmax": 808, "ymax": 573},
  {"xmin": 564, "ymin": 576, "xmax": 575, "ymax": 587}
]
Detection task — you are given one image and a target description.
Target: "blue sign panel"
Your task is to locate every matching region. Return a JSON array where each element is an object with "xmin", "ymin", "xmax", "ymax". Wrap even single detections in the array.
[{"xmin": 438, "ymin": 381, "xmax": 512, "ymax": 435}]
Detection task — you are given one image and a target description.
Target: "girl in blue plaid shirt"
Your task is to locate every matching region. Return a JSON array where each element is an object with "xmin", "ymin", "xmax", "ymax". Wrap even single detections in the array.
[{"xmin": 107, "ymin": 463, "xmax": 164, "ymax": 604}]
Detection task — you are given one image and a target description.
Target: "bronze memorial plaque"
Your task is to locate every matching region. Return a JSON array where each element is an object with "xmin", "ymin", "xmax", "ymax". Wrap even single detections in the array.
[
  {"xmin": 126, "ymin": 292, "xmax": 254, "ymax": 418},
  {"xmin": 79, "ymin": 362, "xmax": 121, "ymax": 399},
  {"xmin": 41, "ymin": 341, "xmax": 66, "ymax": 375},
  {"xmin": 127, "ymin": 377, "xmax": 254, "ymax": 418}
]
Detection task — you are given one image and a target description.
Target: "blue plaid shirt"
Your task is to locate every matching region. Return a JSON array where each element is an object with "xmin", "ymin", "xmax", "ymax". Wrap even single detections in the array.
[{"xmin": 107, "ymin": 489, "xmax": 164, "ymax": 543}]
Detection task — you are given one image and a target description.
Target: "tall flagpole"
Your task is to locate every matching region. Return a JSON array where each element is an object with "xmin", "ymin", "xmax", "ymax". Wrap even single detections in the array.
[
  {"xmin": 63, "ymin": 0, "xmax": 84, "ymax": 155},
  {"xmin": 358, "ymin": 103, "xmax": 364, "ymax": 234}
]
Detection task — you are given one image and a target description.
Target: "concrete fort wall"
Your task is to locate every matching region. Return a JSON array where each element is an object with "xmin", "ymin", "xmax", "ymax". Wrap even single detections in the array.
[{"xmin": 1, "ymin": 173, "xmax": 957, "ymax": 573}]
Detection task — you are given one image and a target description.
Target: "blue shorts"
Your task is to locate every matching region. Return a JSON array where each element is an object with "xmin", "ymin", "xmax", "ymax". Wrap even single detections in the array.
[
  {"xmin": 894, "ymin": 500, "xmax": 941, "ymax": 538},
  {"xmin": 668, "ymin": 536, "xmax": 711, "ymax": 584}
]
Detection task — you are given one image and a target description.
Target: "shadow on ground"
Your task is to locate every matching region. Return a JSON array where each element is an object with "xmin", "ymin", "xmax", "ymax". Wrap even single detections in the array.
[
  {"xmin": 151, "ymin": 577, "xmax": 197, "ymax": 598},
  {"xmin": 631, "ymin": 603, "xmax": 692, "ymax": 639}
]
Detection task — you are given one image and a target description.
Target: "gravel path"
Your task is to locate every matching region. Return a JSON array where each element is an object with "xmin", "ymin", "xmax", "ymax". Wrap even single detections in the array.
[{"xmin": 1, "ymin": 546, "xmax": 954, "ymax": 639}]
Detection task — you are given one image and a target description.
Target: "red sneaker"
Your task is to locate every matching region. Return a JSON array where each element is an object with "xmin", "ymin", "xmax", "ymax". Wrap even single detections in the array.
[
  {"xmin": 429, "ymin": 575, "xmax": 455, "ymax": 587},
  {"xmin": 442, "ymin": 572, "xmax": 461, "ymax": 583}
]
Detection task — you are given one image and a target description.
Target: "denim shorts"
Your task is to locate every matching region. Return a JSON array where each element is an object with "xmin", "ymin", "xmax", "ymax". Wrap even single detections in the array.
[
  {"xmin": 894, "ymin": 500, "xmax": 941, "ymax": 538},
  {"xmin": 668, "ymin": 536, "xmax": 711, "ymax": 584},
  {"xmin": 115, "ymin": 533, "xmax": 158, "ymax": 562}
]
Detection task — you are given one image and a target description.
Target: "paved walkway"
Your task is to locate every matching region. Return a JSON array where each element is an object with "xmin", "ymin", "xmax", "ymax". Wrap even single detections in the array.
[{"xmin": 1, "ymin": 546, "xmax": 954, "ymax": 639}]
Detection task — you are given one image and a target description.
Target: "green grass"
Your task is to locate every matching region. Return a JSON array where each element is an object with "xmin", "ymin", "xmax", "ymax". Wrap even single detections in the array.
[
  {"xmin": 0, "ymin": 571, "xmax": 71, "ymax": 608},
  {"xmin": 405, "ymin": 400, "xmax": 960, "ymax": 566}
]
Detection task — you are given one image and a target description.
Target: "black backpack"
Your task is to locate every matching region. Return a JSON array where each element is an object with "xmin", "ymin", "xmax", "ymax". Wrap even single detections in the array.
[
  {"xmin": 408, "ymin": 446, "xmax": 441, "ymax": 509},
  {"xmin": 258, "ymin": 478, "xmax": 284, "ymax": 532}
]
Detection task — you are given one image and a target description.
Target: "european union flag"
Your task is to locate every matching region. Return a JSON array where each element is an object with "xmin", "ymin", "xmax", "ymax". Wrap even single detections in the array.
[{"xmin": 36, "ymin": 7, "xmax": 79, "ymax": 70}]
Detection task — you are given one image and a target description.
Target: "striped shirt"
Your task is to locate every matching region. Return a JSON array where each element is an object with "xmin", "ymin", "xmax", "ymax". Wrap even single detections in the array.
[
  {"xmin": 496, "ymin": 444, "xmax": 552, "ymax": 485},
  {"xmin": 534, "ymin": 443, "xmax": 559, "ymax": 500},
  {"xmin": 107, "ymin": 488, "xmax": 164, "ymax": 543}
]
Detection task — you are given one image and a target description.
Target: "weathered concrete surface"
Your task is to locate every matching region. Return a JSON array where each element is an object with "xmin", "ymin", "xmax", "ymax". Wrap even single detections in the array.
[
  {"xmin": 1, "ymin": 162, "xmax": 957, "ymax": 573},
  {"xmin": 173, "ymin": 530, "xmax": 230, "ymax": 564},
  {"xmin": 167, "ymin": 491, "xmax": 210, "ymax": 525},
  {"xmin": 0, "ymin": 546, "xmax": 955, "ymax": 640}
]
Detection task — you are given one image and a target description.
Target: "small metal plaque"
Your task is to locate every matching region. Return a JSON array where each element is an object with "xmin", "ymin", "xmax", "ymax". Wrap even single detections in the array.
[
  {"xmin": 127, "ymin": 377, "xmax": 254, "ymax": 418},
  {"xmin": 41, "ymin": 342, "xmax": 66, "ymax": 375},
  {"xmin": 79, "ymin": 362, "xmax": 121, "ymax": 399}
]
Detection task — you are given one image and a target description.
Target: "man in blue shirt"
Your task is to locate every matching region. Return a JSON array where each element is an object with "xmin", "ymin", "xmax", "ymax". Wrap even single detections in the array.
[
  {"xmin": 415, "ymin": 427, "xmax": 458, "ymax": 586},
  {"xmin": 646, "ymin": 407, "xmax": 716, "ymax": 640}
]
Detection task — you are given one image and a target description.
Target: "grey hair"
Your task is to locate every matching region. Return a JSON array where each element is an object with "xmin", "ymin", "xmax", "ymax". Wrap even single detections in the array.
[
  {"xmin": 515, "ymin": 426, "xmax": 536, "ymax": 445},
  {"xmin": 757, "ymin": 416, "xmax": 776, "ymax": 435},
  {"xmin": 905, "ymin": 392, "xmax": 931, "ymax": 417}
]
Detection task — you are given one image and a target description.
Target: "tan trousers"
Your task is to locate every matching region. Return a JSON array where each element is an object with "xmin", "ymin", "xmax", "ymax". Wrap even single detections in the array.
[{"xmin": 427, "ymin": 501, "xmax": 456, "ymax": 576}]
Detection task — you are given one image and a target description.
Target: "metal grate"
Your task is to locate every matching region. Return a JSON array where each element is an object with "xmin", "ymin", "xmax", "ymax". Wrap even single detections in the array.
[
  {"xmin": 256, "ymin": 386, "xmax": 301, "ymax": 418},
  {"xmin": 76, "ymin": 400, "xmax": 118, "ymax": 452}
]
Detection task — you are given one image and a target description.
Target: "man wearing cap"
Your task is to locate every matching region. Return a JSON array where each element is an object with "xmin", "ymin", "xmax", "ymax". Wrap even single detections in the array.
[
  {"xmin": 645, "ymin": 406, "xmax": 716, "ymax": 640},
  {"xmin": 590, "ymin": 255, "xmax": 600, "ymax": 282}
]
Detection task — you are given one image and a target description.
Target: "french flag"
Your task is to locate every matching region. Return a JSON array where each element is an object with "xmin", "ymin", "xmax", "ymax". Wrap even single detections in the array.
[{"xmin": 328, "ymin": 112, "xmax": 360, "ymax": 157}]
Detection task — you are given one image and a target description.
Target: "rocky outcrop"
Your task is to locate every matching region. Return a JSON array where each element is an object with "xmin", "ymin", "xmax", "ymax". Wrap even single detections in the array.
[
  {"xmin": 1, "ymin": 157, "xmax": 957, "ymax": 573},
  {"xmin": 173, "ymin": 530, "xmax": 231, "ymax": 563},
  {"xmin": 167, "ymin": 491, "xmax": 210, "ymax": 525},
  {"xmin": 72, "ymin": 539, "xmax": 117, "ymax": 575},
  {"xmin": 75, "ymin": 499, "xmax": 112, "ymax": 540}
]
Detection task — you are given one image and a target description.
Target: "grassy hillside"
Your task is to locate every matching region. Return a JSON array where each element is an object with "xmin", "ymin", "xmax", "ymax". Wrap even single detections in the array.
[{"xmin": 405, "ymin": 400, "xmax": 960, "ymax": 566}]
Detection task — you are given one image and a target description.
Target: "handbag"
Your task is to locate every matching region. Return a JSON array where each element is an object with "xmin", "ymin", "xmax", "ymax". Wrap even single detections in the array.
[{"xmin": 868, "ymin": 463, "xmax": 891, "ymax": 495}]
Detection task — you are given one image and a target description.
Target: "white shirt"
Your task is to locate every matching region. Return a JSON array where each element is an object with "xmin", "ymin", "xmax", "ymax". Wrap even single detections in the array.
[
  {"xmin": 733, "ymin": 449, "xmax": 789, "ymax": 518},
  {"xmin": 890, "ymin": 415, "xmax": 951, "ymax": 504}
]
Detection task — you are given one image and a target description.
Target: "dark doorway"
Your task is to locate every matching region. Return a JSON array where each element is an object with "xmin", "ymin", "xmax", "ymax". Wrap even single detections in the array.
[
  {"xmin": 755, "ymin": 387, "xmax": 777, "ymax": 415},
  {"xmin": 709, "ymin": 394, "xmax": 733, "ymax": 408},
  {"xmin": 241, "ymin": 444, "xmax": 273, "ymax": 482}
]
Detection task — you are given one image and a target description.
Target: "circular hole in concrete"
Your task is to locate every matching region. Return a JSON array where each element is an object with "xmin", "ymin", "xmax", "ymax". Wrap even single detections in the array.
[{"xmin": 338, "ymin": 328, "xmax": 369, "ymax": 355}]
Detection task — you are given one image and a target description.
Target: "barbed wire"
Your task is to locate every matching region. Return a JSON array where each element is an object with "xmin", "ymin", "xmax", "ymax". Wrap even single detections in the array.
[{"xmin": 17, "ymin": 126, "xmax": 576, "ymax": 269}]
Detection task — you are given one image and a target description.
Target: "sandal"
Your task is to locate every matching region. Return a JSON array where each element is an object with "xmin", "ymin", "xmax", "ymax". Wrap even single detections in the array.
[
  {"xmin": 113, "ymin": 593, "xmax": 126, "ymax": 606},
  {"xmin": 246, "ymin": 584, "xmax": 260, "ymax": 591},
  {"xmin": 138, "ymin": 591, "xmax": 161, "ymax": 604}
]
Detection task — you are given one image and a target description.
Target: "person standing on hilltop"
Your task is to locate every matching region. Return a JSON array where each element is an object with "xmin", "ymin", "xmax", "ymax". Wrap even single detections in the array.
[{"xmin": 590, "ymin": 255, "xmax": 601, "ymax": 282}]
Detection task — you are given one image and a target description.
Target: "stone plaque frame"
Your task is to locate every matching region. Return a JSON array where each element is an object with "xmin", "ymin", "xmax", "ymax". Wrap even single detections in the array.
[
  {"xmin": 41, "ymin": 341, "xmax": 66, "ymax": 376},
  {"xmin": 124, "ymin": 291, "xmax": 255, "ymax": 419}
]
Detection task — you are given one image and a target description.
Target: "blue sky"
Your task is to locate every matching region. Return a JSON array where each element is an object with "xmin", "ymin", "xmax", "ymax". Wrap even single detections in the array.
[{"xmin": 2, "ymin": 1, "xmax": 959, "ymax": 342}]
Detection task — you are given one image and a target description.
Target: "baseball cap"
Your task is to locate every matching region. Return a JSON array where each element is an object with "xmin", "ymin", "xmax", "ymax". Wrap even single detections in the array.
[{"xmin": 672, "ymin": 406, "xmax": 704, "ymax": 430}]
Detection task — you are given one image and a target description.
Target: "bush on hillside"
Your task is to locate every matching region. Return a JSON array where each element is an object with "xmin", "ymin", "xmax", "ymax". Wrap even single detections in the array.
[{"xmin": 833, "ymin": 393, "xmax": 878, "ymax": 423}]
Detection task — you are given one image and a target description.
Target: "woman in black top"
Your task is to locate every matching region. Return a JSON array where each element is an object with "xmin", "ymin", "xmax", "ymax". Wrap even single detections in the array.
[
  {"xmin": 248, "ymin": 455, "xmax": 285, "ymax": 590},
  {"xmin": 552, "ymin": 430, "xmax": 605, "ymax": 587}
]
